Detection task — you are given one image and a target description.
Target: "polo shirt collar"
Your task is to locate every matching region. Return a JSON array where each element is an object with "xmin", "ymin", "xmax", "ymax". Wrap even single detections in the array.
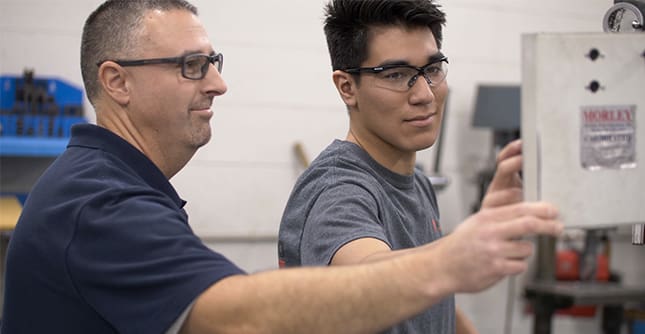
[{"xmin": 67, "ymin": 124, "xmax": 186, "ymax": 208}]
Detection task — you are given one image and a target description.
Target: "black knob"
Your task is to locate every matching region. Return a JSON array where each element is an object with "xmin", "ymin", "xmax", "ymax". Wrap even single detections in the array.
[
  {"xmin": 587, "ymin": 48, "xmax": 601, "ymax": 61},
  {"xmin": 587, "ymin": 80, "xmax": 601, "ymax": 93}
]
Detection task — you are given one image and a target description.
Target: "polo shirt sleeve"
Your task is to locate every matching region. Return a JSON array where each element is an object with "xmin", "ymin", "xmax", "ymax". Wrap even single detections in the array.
[
  {"xmin": 66, "ymin": 186, "xmax": 245, "ymax": 334},
  {"xmin": 300, "ymin": 182, "xmax": 390, "ymax": 266}
]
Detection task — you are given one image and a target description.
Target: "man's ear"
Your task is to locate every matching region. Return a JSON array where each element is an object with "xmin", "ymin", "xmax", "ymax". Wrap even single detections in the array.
[
  {"xmin": 332, "ymin": 70, "xmax": 358, "ymax": 108},
  {"xmin": 97, "ymin": 62, "xmax": 130, "ymax": 106}
]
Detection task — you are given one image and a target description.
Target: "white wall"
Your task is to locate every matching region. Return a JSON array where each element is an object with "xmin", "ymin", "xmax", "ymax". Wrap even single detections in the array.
[{"xmin": 3, "ymin": 1, "xmax": 643, "ymax": 333}]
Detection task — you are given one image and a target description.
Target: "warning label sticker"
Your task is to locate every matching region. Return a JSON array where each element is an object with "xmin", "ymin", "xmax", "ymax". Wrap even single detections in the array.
[{"xmin": 580, "ymin": 105, "xmax": 636, "ymax": 170}]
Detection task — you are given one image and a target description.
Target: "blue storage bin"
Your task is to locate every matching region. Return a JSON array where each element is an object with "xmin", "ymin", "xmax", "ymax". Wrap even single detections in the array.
[
  {"xmin": 634, "ymin": 320, "xmax": 645, "ymax": 334},
  {"xmin": 0, "ymin": 75, "xmax": 87, "ymax": 139}
]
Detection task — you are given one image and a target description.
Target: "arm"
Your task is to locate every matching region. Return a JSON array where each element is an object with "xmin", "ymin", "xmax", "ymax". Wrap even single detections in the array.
[
  {"xmin": 181, "ymin": 202, "xmax": 562, "ymax": 334},
  {"xmin": 183, "ymin": 250, "xmax": 452, "ymax": 334},
  {"xmin": 329, "ymin": 140, "xmax": 528, "ymax": 266},
  {"xmin": 333, "ymin": 241, "xmax": 479, "ymax": 334}
]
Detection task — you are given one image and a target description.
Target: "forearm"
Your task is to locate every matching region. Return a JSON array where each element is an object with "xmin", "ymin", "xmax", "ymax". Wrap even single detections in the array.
[
  {"xmin": 182, "ymin": 253, "xmax": 452, "ymax": 334},
  {"xmin": 331, "ymin": 237, "xmax": 442, "ymax": 266}
]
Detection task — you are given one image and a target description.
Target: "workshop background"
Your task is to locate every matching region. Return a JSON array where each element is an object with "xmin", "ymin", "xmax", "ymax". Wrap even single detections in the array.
[{"xmin": 1, "ymin": 0, "xmax": 644, "ymax": 333}]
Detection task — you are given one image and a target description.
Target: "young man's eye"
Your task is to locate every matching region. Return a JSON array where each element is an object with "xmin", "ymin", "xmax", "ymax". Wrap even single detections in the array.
[
  {"xmin": 380, "ymin": 69, "xmax": 409, "ymax": 81},
  {"xmin": 425, "ymin": 66, "xmax": 441, "ymax": 75}
]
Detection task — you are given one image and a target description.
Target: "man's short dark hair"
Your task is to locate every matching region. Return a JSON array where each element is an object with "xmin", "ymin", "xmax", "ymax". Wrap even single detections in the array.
[
  {"xmin": 80, "ymin": 0, "xmax": 198, "ymax": 105},
  {"xmin": 323, "ymin": 0, "xmax": 446, "ymax": 71}
]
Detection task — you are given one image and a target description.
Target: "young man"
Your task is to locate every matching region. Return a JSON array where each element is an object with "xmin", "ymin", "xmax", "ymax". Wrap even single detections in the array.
[
  {"xmin": 279, "ymin": 1, "xmax": 532, "ymax": 333},
  {"xmin": 2, "ymin": 1, "xmax": 561, "ymax": 333}
]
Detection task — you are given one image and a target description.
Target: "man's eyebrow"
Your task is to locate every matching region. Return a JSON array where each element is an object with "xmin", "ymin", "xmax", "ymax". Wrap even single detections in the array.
[
  {"xmin": 375, "ymin": 59, "xmax": 411, "ymax": 67},
  {"xmin": 428, "ymin": 52, "xmax": 445, "ymax": 63},
  {"xmin": 179, "ymin": 49, "xmax": 216, "ymax": 57},
  {"xmin": 375, "ymin": 52, "xmax": 445, "ymax": 68}
]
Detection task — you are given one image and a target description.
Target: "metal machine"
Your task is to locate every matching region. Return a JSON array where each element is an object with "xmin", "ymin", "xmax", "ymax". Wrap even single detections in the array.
[
  {"xmin": 521, "ymin": 1, "xmax": 645, "ymax": 333},
  {"xmin": 604, "ymin": 0, "xmax": 644, "ymax": 245}
]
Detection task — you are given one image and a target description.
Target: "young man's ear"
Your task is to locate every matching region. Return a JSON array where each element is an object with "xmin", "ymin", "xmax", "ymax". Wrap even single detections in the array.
[
  {"xmin": 332, "ymin": 70, "xmax": 358, "ymax": 108},
  {"xmin": 97, "ymin": 62, "xmax": 131, "ymax": 106}
]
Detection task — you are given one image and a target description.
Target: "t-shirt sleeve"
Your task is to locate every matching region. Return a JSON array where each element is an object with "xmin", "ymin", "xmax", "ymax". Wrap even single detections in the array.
[
  {"xmin": 300, "ymin": 182, "xmax": 390, "ymax": 266},
  {"xmin": 66, "ymin": 187, "xmax": 245, "ymax": 334}
]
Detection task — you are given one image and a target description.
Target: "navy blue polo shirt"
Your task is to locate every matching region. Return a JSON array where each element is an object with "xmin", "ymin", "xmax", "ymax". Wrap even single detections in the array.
[{"xmin": 2, "ymin": 124, "xmax": 245, "ymax": 333}]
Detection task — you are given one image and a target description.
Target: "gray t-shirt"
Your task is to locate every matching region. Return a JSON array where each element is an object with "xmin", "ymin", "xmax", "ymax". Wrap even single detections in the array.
[{"xmin": 278, "ymin": 139, "xmax": 455, "ymax": 334}]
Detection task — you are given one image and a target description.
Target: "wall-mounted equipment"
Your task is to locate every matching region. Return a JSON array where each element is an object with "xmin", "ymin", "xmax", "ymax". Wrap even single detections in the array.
[
  {"xmin": 603, "ymin": 0, "xmax": 645, "ymax": 32},
  {"xmin": 522, "ymin": 33, "xmax": 645, "ymax": 229},
  {"xmin": 0, "ymin": 70, "xmax": 87, "ymax": 156}
]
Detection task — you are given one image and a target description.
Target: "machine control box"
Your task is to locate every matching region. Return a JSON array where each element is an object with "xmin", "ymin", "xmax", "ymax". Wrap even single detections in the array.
[{"xmin": 522, "ymin": 33, "xmax": 645, "ymax": 228}]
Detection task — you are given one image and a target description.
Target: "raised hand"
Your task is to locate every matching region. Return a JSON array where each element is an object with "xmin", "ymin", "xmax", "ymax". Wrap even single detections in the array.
[
  {"xmin": 481, "ymin": 139, "xmax": 524, "ymax": 208},
  {"xmin": 431, "ymin": 201, "xmax": 562, "ymax": 293}
]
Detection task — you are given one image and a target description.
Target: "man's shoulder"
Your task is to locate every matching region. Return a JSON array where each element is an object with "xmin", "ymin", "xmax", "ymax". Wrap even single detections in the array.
[{"xmin": 305, "ymin": 141, "xmax": 380, "ymax": 183}]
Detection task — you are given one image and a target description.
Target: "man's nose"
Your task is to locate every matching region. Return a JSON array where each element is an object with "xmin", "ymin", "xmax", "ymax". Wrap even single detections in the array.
[
  {"xmin": 408, "ymin": 73, "xmax": 436, "ymax": 102},
  {"xmin": 203, "ymin": 62, "xmax": 228, "ymax": 96}
]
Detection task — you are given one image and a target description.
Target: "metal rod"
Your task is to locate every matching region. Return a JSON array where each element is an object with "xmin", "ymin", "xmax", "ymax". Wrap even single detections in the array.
[
  {"xmin": 535, "ymin": 235, "xmax": 557, "ymax": 281},
  {"xmin": 632, "ymin": 224, "xmax": 644, "ymax": 245}
]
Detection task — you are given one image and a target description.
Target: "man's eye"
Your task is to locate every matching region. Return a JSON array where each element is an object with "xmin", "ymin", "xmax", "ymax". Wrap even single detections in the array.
[
  {"xmin": 425, "ymin": 66, "xmax": 441, "ymax": 75},
  {"xmin": 185, "ymin": 59, "xmax": 202, "ymax": 69},
  {"xmin": 380, "ymin": 70, "xmax": 408, "ymax": 81},
  {"xmin": 425, "ymin": 64, "xmax": 445, "ymax": 77}
]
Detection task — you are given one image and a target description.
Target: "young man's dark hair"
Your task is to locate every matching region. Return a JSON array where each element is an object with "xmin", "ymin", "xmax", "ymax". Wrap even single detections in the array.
[{"xmin": 323, "ymin": 0, "xmax": 446, "ymax": 71}]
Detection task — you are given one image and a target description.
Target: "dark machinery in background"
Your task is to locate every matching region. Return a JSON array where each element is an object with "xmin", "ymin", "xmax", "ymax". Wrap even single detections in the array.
[
  {"xmin": 0, "ymin": 69, "xmax": 86, "ymax": 139},
  {"xmin": 471, "ymin": 84, "xmax": 520, "ymax": 213}
]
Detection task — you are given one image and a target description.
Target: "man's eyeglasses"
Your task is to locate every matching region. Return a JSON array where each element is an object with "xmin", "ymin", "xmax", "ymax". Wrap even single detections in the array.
[
  {"xmin": 342, "ymin": 55, "xmax": 448, "ymax": 92},
  {"xmin": 97, "ymin": 53, "xmax": 223, "ymax": 80}
]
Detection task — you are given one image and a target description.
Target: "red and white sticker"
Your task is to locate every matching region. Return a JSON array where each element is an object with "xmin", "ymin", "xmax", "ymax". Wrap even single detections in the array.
[{"xmin": 580, "ymin": 105, "xmax": 636, "ymax": 170}]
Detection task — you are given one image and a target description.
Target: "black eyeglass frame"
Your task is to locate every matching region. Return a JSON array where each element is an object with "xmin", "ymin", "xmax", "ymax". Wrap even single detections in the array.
[
  {"xmin": 342, "ymin": 55, "xmax": 449, "ymax": 89},
  {"xmin": 96, "ymin": 53, "xmax": 223, "ymax": 80}
]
